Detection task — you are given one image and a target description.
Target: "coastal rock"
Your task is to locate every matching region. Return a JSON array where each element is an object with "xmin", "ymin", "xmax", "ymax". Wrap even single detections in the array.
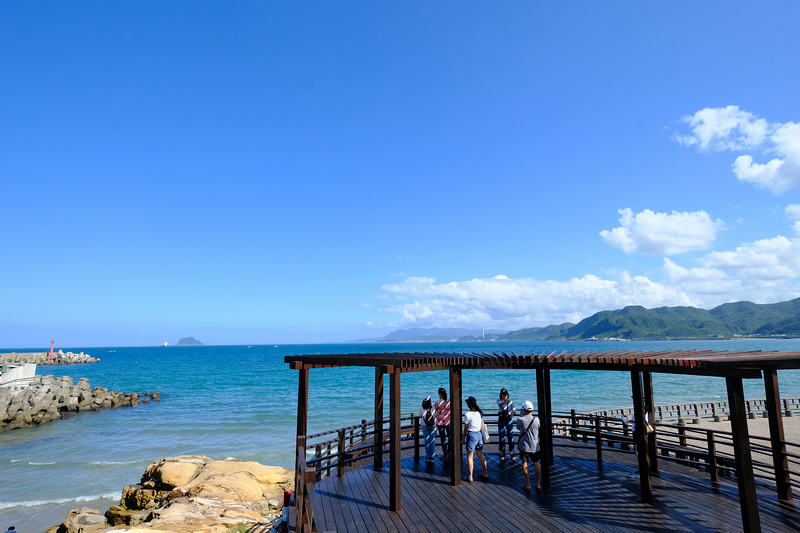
[
  {"xmin": 0, "ymin": 375, "xmax": 159, "ymax": 432},
  {"xmin": 0, "ymin": 351, "xmax": 100, "ymax": 365},
  {"xmin": 52, "ymin": 455, "xmax": 292, "ymax": 532},
  {"xmin": 50, "ymin": 507, "xmax": 108, "ymax": 533}
]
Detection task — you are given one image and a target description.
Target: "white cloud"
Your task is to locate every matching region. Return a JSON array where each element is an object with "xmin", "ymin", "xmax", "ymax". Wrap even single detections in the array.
[
  {"xmin": 785, "ymin": 204, "xmax": 800, "ymax": 221},
  {"xmin": 673, "ymin": 105, "xmax": 768, "ymax": 151},
  {"xmin": 377, "ymin": 273, "xmax": 695, "ymax": 330},
  {"xmin": 600, "ymin": 208, "xmax": 724, "ymax": 255},
  {"xmin": 675, "ymin": 106, "xmax": 800, "ymax": 194}
]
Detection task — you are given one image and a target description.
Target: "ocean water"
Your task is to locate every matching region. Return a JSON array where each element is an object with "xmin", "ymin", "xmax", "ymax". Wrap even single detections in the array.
[{"xmin": 3, "ymin": 339, "xmax": 800, "ymax": 532}]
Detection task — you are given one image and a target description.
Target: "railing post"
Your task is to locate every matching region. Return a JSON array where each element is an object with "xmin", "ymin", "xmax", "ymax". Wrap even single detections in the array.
[
  {"xmin": 361, "ymin": 419, "xmax": 367, "ymax": 442},
  {"xmin": 595, "ymin": 415, "xmax": 603, "ymax": 467},
  {"xmin": 337, "ymin": 428, "xmax": 346, "ymax": 478},
  {"xmin": 677, "ymin": 425, "xmax": 687, "ymax": 460},
  {"xmin": 622, "ymin": 418, "xmax": 630, "ymax": 451},
  {"xmin": 570, "ymin": 409, "xmax": 578, "ymax": 442},
  {"xmin": 707, "ymin": 430, "xmax": 718, "ymax": 483},
  {"xmin": 414, "ymin": 416, "xmax": 420, "ymax": 462}
]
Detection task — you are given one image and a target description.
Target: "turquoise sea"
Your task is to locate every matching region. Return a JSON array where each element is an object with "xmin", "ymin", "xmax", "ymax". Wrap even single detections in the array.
[{"xmin": 3, "ymin": 339, "xmax": 800, "ymax": 532}]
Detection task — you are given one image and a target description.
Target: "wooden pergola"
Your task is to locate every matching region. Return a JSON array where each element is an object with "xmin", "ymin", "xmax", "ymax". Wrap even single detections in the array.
[{"xmin": 286, "ymin": 349, "xmax": 800, "ymax": 533}]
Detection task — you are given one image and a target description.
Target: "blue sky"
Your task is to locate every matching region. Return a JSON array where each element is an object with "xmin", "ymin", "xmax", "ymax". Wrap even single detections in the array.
[{"xmin": 3, "ymin": 3, "xmax": 800, "ymax": 347}]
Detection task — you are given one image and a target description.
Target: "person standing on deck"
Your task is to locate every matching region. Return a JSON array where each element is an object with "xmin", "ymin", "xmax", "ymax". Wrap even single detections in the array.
[
  {"xmin": 435, "ymin": 387, "xmax": 452, "ymax": 459},
  {"xmin": 462, "ymin": 396, "xmax": 489, "ymax": 482},
  {"xmin": 420, "ymin": 395, "xmax": 437, "ymax": 462},
  {"xmin": 497, "ymin": 388, "xmax": 516, "ymax": 460},
  {"xmin": 516, "ymin": 401, "xmax": 541, "ymax": 492}
]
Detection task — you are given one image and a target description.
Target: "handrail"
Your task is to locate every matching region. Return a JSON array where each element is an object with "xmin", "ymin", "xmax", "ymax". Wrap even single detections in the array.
[
  {"xmin": 580, "ymin": 397, "xmax": 800, "ymax": 423},
  {"xmin": 294, "ymin": 436, "xmax": 318, "ymax": 533}
]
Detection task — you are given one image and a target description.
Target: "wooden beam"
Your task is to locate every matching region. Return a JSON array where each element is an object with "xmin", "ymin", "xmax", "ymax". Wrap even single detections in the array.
[
  {"xmin": 726, "ymin": 376, "xmax": 761, "ymax": 533},
  {"xmin": 374, "ymin": 368, "xmax": 384, "ymax": 472},
  {"xmin": 449, "ymin": 366, "xmax": 462, "ymax": 486},
  {"xmin": 764, "ymin": 369, "xmax": 792, "ymax": 501},
  {"xmin": 389, "ymin": 370, "xmax": 402, "ymax": 512},
  {"xmin": 631, "ymin": 371, "xmax": 653, "ymax": 503},
  {"xmin": 643, "ymin": 371, "xmax": 659, "ymax": 473}
]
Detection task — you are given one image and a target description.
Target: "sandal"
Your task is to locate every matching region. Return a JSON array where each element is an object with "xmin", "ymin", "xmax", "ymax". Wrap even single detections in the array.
[{"xmin": 521, "ymin": 485, "xmax": 532, "ymax": 493}]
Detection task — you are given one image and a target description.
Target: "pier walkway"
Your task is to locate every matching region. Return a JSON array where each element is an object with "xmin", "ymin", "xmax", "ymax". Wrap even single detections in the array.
[{"xmin": 307, "ymin": 446, "xmax": 799, "ymax": 532}]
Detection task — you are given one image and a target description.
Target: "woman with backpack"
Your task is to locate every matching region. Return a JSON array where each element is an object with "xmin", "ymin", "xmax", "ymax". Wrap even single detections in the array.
[{"xmin": 420, "ymin": 395, "xmax": 437, "ymax": 462}]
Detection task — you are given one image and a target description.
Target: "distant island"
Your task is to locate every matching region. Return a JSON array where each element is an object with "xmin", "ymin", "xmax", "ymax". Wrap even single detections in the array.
[
  {"xmin": 176, "ymin": 337, "xmax": 205, "ymax": 346},
  {"xmin": 363, "ymin": 297, "xmax": 800, "ymax": 342}
]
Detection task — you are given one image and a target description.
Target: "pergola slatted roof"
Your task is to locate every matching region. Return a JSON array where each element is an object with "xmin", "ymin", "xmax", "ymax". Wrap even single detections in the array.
[{"xmin": 286, "ymin": 348, "xmax": 800, "ymax": 377}]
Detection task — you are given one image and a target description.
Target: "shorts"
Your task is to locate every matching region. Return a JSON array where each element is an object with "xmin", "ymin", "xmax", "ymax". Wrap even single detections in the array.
[
  {"xmin": 520, "ymin": 450, "xmax": 541, "ymax": 463},
  {"xmin": 466, "ymin": 431, "xmax": 483, "ymax": 452}
]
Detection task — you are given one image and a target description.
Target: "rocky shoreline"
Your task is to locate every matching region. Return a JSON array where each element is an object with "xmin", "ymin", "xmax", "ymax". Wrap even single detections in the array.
[
  {"xmin": 46, "ymin": 455, "xmax": 293, "ymax": 533},
  {"xmin": 0, "ymin": 374, "xmax": 159, "ymax": 432},
  {"xmin": 0, "ymin": 351, "xmax": 100, "ymax": 365}
]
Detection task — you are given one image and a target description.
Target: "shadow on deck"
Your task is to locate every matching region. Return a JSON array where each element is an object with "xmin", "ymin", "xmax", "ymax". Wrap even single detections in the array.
[{"xmin": 306, "ymin": 446, "xmax": 799, "ymax": 533}]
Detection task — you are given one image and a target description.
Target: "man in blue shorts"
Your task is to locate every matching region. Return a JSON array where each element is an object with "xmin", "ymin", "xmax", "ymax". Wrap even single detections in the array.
[{"xmin": 516, "ymin": 401, "xmax": 541, "ymax": 492}]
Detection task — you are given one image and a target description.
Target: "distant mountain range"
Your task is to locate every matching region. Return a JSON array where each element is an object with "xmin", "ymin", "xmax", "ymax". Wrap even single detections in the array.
[
  {"xmin": 362, "ymin": 297, "xmax": 800, "ymax": 342},
  {"xmin": 352, "ymin": 327, "xmax": 506, "ymax": 343}
]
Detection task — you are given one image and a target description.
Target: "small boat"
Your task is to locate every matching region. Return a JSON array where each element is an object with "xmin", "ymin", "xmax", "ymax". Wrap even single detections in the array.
[{"xmin": 160, "ymin": 342, "xmax": 168, "ymax": 347}]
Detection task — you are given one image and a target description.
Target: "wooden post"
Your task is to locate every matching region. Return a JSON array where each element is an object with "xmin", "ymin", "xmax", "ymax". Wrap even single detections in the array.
[
  {"xmin": 726, "ymin": 376, "xmax": 761, "ymax": 533},
  {"xmin": 536, "ymin": 368, "xmax": 550, "ymax": 488},
  {"xmin": 631, "ymin": 370, "xmax": 653, "ymax": 504},
  {"xmin": 389, "ymin": 369, "xmax": 402, "ymax": 512},
  {"xmin": 449, "ymin": 366, "xmax": 463, "ymax": 486},
  {"xmin": 296, "ymin": 366, "xmax": 309, "ymax": 475},
  {"xmin": 337, "ymin": 428, "xmax": 346, "ymax": 477},
  {"xmin": 622, "ymin": 418, "xmax": 630, "ymax": 451},
  {"xmin": 544, "ymin": 368, "xmax": 554, "ymax": 463},
  {"xmin": 594, "ymin": 415, "xmax": 603, "ymax": 466},
  {"xmin": 570, "ymin": 409, "xmax": 578, "ymax": 442},
  {"xmin": 374, "ymin": 368, "xmax": 384, "ymax": 472},
  {"xmin": 643, "ymin": 371, "xmax": 659, "ymax": 473},
  {"xmin": 764, "ymin": 369, "xmax": 792, "ymax": 501},
  {"xmin": 414, "ymin": 416, "xmax": 420, "ymax": 462},
  {"xmin": 707, "ymin": 430, "xmax": 718, "ymax": 483}
]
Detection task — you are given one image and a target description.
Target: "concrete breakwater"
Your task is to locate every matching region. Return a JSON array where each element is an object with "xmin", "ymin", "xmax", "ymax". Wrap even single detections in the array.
[
  {"xmin": 0, "ymin": 374, "xmax": 159, "ymax": 432},
  {"xmin": 45, "ymin": 455, "xmax": 293, "ymax": 533},
  {"xmin": 0, "ymin": 351, "xmax": 100, "ymax": 365}
]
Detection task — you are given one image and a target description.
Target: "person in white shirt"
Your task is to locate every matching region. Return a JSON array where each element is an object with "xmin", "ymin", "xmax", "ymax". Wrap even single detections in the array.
[
  {"xmin": 516, "ymin": 401, "xmax": 541, "ymax": 492},
  {"xmin": 461, "ymin": 396, "xmax": 488, "ymax": 482}
]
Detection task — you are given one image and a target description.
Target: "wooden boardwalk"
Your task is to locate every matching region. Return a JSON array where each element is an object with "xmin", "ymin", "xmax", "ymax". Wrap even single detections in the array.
[{"xmin": 306, "ymin": 446, "xmax": 800, "ymax": 533}]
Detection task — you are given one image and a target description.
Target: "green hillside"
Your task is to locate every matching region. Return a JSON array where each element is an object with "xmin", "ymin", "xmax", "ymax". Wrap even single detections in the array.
[{"xmin": 498, "ymin": 297, "xmax": 800, "ymax": 340}]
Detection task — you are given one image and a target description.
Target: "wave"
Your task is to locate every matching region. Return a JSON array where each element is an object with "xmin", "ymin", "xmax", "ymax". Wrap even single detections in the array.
[
  {"xmin": 28, "ymin": 461, "xmax": 57, "ymax": 465},
  {"xmin": 0, "ymin": 492, "xmax": 120, "ymax": 510}
]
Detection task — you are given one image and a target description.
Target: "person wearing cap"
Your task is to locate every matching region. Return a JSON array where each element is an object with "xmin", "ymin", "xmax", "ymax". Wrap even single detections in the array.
[
  {"xmin": 516, "ymin": 400, "xmax": 541, "ymax": 492},
  {"xmin": 497, "ymin": 388, "xmax": 516, "ymax": 460},
  {"xmin": 419, "ymin": 394, "xmax": 437, "ymax": 462},
  {"xmin": 462, "ymin": 396, "xmax": 489, "ymax": 482}
]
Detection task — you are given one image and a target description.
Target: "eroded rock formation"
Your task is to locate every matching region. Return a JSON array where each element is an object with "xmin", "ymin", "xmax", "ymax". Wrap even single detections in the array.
[{"xmin": 47, "ymin": 455, "xmax": 293, "ymax": 533}]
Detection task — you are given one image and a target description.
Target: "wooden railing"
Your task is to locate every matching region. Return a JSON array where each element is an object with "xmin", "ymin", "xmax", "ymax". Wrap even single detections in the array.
[
  {"xmin": 293, "ymin": 436, "xmax": 318, "ymax": 533},
  {"xmin": 584, "ymin": 397, "xmax": 800, "ymax": 423},
  {"xmin": 551, "ymin": 411, "xmax": 800, "ymax": 489}
]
